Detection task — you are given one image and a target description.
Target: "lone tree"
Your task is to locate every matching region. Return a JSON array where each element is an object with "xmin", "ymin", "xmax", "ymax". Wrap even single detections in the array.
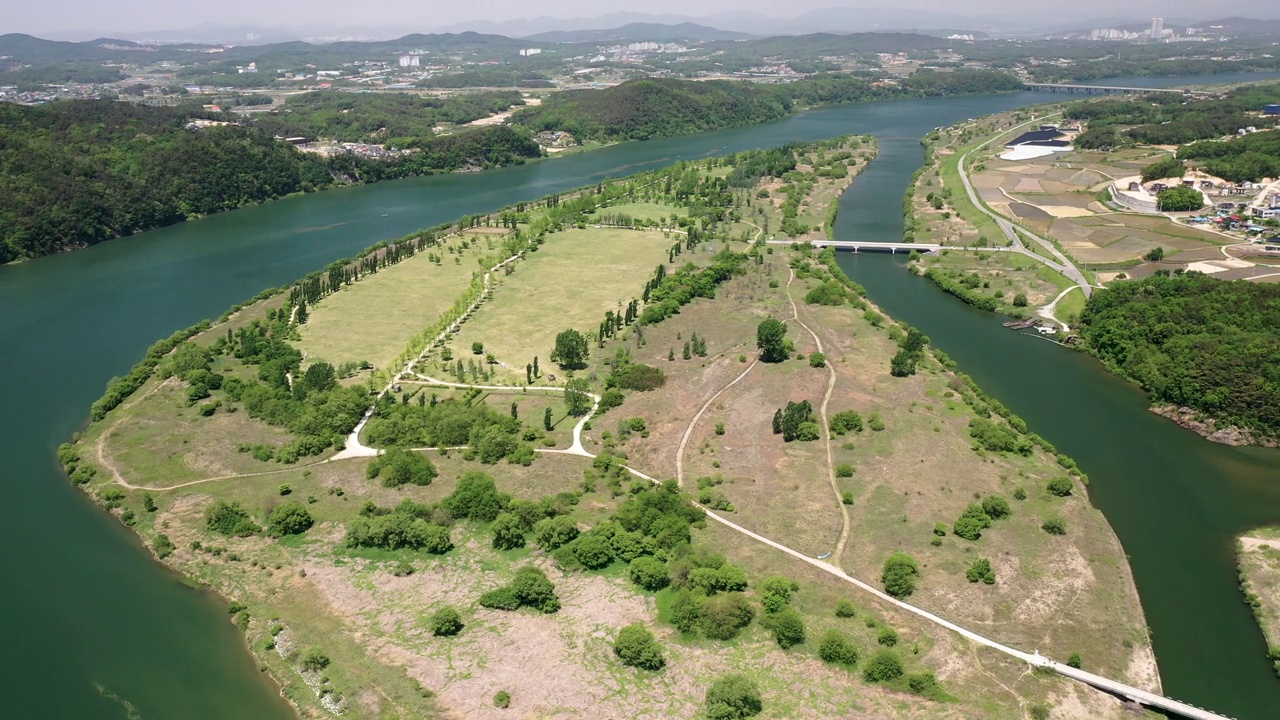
[
  {"xmin": 551, "ymin": 329, "xmax": 589, "ymax": 369},
  {"xmin": 1157, "ymin": 186, "xmax": 1204, "ymax": 212},
  {"xmin": 756, "ymin": 318, "xmax": 788, "ymax": 363},
  {"xmin": 565, "ymin": 378, "xmax": 593, "ymax": 416},
  {"xmin": 705, "ymin": 674, "xmax": 763, "ymax": 719}
]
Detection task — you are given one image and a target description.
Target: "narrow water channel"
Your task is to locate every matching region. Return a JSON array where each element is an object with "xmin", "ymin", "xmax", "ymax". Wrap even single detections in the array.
[{"xmin": 1, "ymin": 75, "xmax": 1276, "ymax": 718}]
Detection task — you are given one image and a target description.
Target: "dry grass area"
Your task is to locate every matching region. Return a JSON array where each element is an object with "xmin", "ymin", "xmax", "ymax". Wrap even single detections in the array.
[
  {"xmin": 82, "ymin": 443, "xmax": 1145, "ymax": 720},
  {"xmin": 793, "ymin": 284, "xmax": 1155, "ymax": 689},
  {"xmin": 295, "ymin": 234, "xmax": 491, "ymax": 373},
  {"xmin": 85, "ymin": 375, "xmax": 298, "ymax": 489},
  {"xmin": 1238, "ymin": 527, "xmax": 1280, "ymax": 659}
]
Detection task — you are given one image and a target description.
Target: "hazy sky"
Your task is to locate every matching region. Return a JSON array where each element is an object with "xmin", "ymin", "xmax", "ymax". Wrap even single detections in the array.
[{"xmin": 8, "ymin": 0, "xmax": 1278, "ymax": 37}]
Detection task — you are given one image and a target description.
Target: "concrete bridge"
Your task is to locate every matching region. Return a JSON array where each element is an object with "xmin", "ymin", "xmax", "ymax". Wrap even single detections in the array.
[
  {"xmin": 1025, "ymin": 82, "xmax": 1190, "ymax": 96},
  {"xmin": 1049, "ymin": 662, "xmax": 1238, "ymax": 720},
  {"xmin": 765, "ymin": 239, "xmax": 941, "ymax": 254}
]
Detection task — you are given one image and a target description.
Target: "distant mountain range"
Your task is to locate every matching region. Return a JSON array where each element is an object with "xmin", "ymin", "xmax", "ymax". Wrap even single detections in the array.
[{"xmin": 523, "ymin": 22, "xmax": 753, "ymax": 44}]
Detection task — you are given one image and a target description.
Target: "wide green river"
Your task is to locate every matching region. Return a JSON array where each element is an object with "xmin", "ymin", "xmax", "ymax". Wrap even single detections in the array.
[{"xmin": 2, "ymin": 76, "xmax": 1278, "ymax": 719}]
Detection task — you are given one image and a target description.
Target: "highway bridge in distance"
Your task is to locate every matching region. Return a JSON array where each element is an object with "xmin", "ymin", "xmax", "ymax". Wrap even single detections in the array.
[
  {"xmin": 765, "ymin": 239, "xmax": 941, "ymax": 253},
  {"xmin": 1024, "ymin": 83, "xmax": 1198, "ymax": 95}
]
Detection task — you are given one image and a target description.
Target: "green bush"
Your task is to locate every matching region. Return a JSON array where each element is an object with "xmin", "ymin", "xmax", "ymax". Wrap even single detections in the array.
[
  {"xmin": 153, "ymin": 533, "xmax": 175, "ymax": 559},
  {"xmin": 795, "ymin": 422, "xmax": 820, "ymax": 441},
  {"xmin": 613, "ymin": 624, "xmax": 666, "ymax": 670},
  {"xmin": 205, "ymin": 500, "xmax": 259, "ymax": 537},
  {"xmin": 628, "ymin": 557, "xmax": 670, "ymax": 591},
  {"xmin": 366, "ymin": 448, "xmax": 438, "ymax": 488},
  {"xmin": 698, "ymin": 593, "xmax": 755, "ymax": 640},
  {"xmin": 491, "ymin": 513, "xmax": 527, "ymax": 550},
  {"xmin": 429, "ymin": 606, "xmax": 464, "ymax": 636},
  {"xmin": 834, "ymin": 599, "xmax": 856, "ymax": 618},
  {"xmin": 835, "ymin": 463, "xmax": 854, "ymax": 478},
  {"xmin": 763, "ymin": 606, "xmax": 806, "ymax": 649},
  {"xmin": 493, "ymin": 690, "xmax": 510, "ymax": 708},
  {"xmin": 532, "ymin": 516, "xmax": 579, "ymax": 550},
  {"xmin": 829, "ymin": 410, "xmax": 863, "ymax": 434},
  {"xmin": 479, "ymin": 566, "xmax": 560, "ymax": 613},
  {"xmin": 862, "ymin": 649, "xmax": 904, "ymax": 683},
  {"xmin": 981, "ymin": 495, "xmax": 1011, "ymax": 519},
  {"xmin": 966, "ymin": 558, "xmax": 996, "ymax": 584},
  {"xmin": 808, "ymin": 352, "xmax": 826, "ymax": 368},
  {"xmin": 1042, "ymin": 517, "xmax": 1068, "ymax": 535},
  {"xmin": 298, "ymin": 647, "xmax": 330, "ymax": 672},
  {"xmin": 266, "ymin": 502, "xmax": 314, "ymax": 537},
  {"xmin": 1047, "ymin": 477, "xmax": 1073, "ymax": 497},
  {"xmin": 876, "ymin": 627, "xmax": 898, "ymax": 646},
  {"xmin": 952, "ymin": 503, "xmax": 993, "ymax": 541},
  {"xmin": 881, "ymin": 552, "xmax": 919, "ymax": 598},
  {"xmin": 818, "ymin": 629, "xmax": 860, "ymax": 667},
  {"xmin": 705, "ymin": 674, "xmax": 763, "ymax": 719}
]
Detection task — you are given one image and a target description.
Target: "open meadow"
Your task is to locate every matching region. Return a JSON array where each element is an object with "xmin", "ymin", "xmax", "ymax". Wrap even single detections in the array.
[
  {"xmin": 450, "ymin": 222, "xmax": 677, "ymax": 382},
  {"xmin": 294, "ymin": 234, "xmax": 490, "ymax": 373}
]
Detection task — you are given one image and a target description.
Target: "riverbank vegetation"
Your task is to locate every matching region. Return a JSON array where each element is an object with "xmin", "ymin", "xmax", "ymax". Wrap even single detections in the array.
[
  {"xmin": 66, "ymin": 137, "xmax": 1156, "ymax": 719},
  {"xmin": 1236, "ymin": 527, "xmax": 1280, "ymax": 678},
  {"xmin": 1078, "ymin": 274, "xmax": 1280, "ymax": 443},
  {"xmin": 511, "ymin": 71, "xmax": 1025, "ymax": 143}
]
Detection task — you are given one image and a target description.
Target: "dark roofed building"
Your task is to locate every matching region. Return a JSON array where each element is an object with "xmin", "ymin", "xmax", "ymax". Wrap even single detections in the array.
[{"xmin": 1005, "ymin": 128, "xmax": 1064, "ymax": 147}]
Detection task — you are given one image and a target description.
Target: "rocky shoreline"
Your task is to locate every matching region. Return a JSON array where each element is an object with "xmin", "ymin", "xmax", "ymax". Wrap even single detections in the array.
[{"xmin": 1151, "ymin": 405, "xmax": 1278, "ymax": 448}]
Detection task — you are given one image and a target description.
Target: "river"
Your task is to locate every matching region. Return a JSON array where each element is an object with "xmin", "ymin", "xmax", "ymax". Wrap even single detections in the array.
[{"xmin": 1, "ymin": 75, "xmax": 1277, "ymax": 719}]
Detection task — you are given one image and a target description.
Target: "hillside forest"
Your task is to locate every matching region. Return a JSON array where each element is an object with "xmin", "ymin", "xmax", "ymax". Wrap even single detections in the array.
[
  {"xmin": 1067, "ymin": 83, "xmax": 1280, "ymax": 181},
  {"xmin": 1078, "ymin": 274, "xmax": 1280, "ymax": 440},
  {"xmin": 510, "ymin": 71, "xmax": 1025, "ymax": 142},
  {"xmin": 0, "ymin": 101, "xmax": 541, "ymax": 263}
]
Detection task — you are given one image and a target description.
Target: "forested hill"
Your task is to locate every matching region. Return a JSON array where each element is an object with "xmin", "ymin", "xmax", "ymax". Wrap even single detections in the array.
[
  {"xmin": 1078, "ymin": 274, "xmax": 1280, "ymax": 441},
  {"xmin": 0, "ymin": 101, "xmax": 541, "ymax": 263},
  {"xmin": 511, "ymin": 71, "xmax": 1025, "ymax": 142}
]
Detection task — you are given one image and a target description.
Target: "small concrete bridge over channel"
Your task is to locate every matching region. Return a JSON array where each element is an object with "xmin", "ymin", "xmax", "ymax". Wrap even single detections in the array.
[
  {"xmin": 1025, "ymin": 82, "xmax": 1196, "ymax": 96},
  {"xmin": 765, "ymin": 239, "xmax": 941, "ymax": 253}
]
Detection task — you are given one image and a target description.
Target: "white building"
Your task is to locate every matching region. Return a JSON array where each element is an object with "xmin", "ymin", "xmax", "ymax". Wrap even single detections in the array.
[
  {"xmin": 1150, "ymin": 17, "xmax": 1164, "ymax": 39},
  {"xmin": 519, "ymin": 48, "xmax": 542, "ymax": 57},
  {"xmin": 398, "ymin": 55, "xmax": 420, "ymax": 68}
]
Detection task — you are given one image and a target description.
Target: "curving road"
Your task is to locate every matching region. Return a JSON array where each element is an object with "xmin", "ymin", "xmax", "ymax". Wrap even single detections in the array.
[{"xmin": 954, "ymin": 115, "xmax": 1094, "ymax": 299}]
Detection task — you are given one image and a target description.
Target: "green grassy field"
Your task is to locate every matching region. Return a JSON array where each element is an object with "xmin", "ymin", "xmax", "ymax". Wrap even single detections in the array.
[
  {"xmin": 455, "ymin": 226, "xmax": 677, "ymax": 381},
  {"xmin": 295, "ymin": 237, "xmax": 488, "ymax": 373}
]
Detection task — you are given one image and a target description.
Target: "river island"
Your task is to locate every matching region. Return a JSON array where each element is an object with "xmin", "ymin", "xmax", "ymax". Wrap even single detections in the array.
[{"xmin": 60, "ymin": 135, "xmax": 1166, "ymax": 719}]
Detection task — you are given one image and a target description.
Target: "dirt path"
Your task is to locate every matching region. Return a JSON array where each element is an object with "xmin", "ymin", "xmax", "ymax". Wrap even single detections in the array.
[
  {"xmin": 782, "ymin": 268, "xmax": 850, "ymax": 560},
  {"xmin": 1037, "ymin": 285, "xmax": 1078, "ymax": 332}
]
